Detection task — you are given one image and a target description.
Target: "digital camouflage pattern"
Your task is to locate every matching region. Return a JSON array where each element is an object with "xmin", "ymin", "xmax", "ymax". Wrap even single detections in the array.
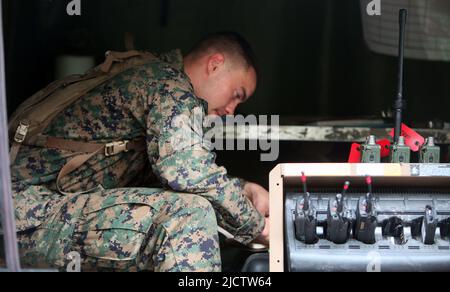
[{"xmin": 10, "ymin": 50, "xmax": 265, "ymax": 272}]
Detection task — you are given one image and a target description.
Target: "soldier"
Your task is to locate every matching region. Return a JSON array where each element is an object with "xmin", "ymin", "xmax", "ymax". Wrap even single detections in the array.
[{"xmin": 10, "ymin": 32, "xmax": 269, "ymax": 272}]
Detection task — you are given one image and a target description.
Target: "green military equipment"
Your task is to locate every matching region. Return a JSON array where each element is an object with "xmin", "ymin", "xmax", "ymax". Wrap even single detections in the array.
[
  {"xmin": 361, "ymin": 135, "xmax": 381, "ymax": 163},
  {"xmin": 389, "ymin": 136, "xmax": 410, "ymax": 163},
  {"xmin": 420, "ymin": 137, "xmax": 440, "ymax": 163}
]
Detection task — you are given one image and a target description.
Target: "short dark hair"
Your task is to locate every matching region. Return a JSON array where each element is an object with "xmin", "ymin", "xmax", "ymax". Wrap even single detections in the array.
[{"xmin": 187, "ymin": 31, "xmax": 259, "ymax": 76}]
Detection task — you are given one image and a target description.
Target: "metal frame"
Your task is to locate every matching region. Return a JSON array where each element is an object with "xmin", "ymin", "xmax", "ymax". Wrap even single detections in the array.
[
  {"xmin": 220, "ymin": 125, "xmax": 450, "ymax": 144},
  {"xmin": 0, "ymin": 0, "xmax": 21, "ymax": 272}
]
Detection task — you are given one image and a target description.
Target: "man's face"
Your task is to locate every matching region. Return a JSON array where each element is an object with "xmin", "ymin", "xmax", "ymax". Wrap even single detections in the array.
[{"xmin": 193, "ymin": 53, "xmax": 257, "ymax": 116}]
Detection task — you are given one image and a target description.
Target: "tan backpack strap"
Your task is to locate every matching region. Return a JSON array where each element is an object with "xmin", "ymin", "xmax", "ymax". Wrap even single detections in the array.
[
  {"xmin": 54, "ymin": 137, "xmax": 146, "ymax": 195},
  {"xmin": 45, "ymin": 136, "xmax": 146, "ymax": 156},
  {"xmin": 9, "ymin": 120, "xmax": 30, "ymax": 165},
  {"xmin": 99, "ymin": 50, "xmax": 143, "ymax": 73},
  {"xmin": 9, "ymin": 143, "xmax": 22, "ymax": 165},
  {"xmin": 10, "ymin": 131, "xmax": 145, "ymax": 194},
  {"xmin": 56, "ymin": 149, "xmax": 104, "ymax": 196},
  {"xmin": 44, "ymin": 136, "xmax": 146, "ymax": 195},
  {"xmin": 46, "ymin": 137, "xmax": 108, "ymax": 154}
]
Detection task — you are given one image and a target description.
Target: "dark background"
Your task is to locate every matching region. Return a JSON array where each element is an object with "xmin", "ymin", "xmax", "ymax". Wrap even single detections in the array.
[
  {"xmin": 3, "ymin": 0, "xmax": 450, "ymax": 119},
  {"xmin": 2, "ymin": 0, "xmax": 450, "ymax": 186}
]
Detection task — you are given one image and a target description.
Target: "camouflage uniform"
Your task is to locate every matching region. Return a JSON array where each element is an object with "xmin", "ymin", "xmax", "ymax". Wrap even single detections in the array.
[{"xmin": 10, "ymin": 50, "xmax": 265, "ymax": 272}]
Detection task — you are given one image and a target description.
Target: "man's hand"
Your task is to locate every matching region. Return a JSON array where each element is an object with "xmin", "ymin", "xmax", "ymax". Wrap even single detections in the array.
[
  {"xmin": 253, "ymin": 217, "xmax": 270, "ymax": 246},
  {"xmin": 243, "ymin": 182, "xmax": 270, "ymax": 245},
  {"xmin": 243, "ymin": 182, "xmax": 269, "ymax": 217}
]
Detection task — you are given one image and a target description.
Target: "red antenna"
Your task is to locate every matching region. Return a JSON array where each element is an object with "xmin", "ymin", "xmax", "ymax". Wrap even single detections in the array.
[
  {"xmin": 342, "ymin": 181, "xmax": 350, "ymax": 195},
  {"xmin": 366, "ymin": 175, "xmax": 373, "ymax": 194},
  {"xmin": 301, "ymin": 172, "xmax": 308, "ymax": 194}
]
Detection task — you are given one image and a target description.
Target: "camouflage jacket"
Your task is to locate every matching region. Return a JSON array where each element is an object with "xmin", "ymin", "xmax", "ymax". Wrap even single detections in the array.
[{"xmin": 11, "ymin": 50, "xmax": 265, "ymax": 244}]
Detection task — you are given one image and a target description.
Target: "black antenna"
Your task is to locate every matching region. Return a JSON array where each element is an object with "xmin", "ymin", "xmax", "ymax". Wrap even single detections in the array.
[
  {"xmin": 366, "ymin": 176, "xmax": 373, "ymax": 212},
  {"xmin": 337, "ymin": 182, "xmax": 350, "ymax": 213},
  {"xmin": 394, "ymin": 9, "xmax": 408, "ymax": 144},
  {"xmin": 301, "ymin": 172, "xmax": 310, "ymax": 210}
]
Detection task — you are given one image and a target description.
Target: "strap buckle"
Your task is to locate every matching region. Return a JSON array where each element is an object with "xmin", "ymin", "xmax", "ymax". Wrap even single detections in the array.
[
  {"xmin": 105, "ymin": 140, "xmax": 129, "ymax": 157},
  {"xmin": 14, "ymin": 120, "xmax": 30, "ymax": 143}
]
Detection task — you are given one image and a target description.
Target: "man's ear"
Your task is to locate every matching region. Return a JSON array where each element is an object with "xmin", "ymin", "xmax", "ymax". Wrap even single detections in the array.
[{"xmin": 207, "ymin": 53, "xmax": 225, "ymax": 76}]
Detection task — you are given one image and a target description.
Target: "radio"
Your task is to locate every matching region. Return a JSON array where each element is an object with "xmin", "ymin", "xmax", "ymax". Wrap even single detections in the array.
[{"xmin": 269, "ymin": 163, "xmax": 450, "ymax": 272}]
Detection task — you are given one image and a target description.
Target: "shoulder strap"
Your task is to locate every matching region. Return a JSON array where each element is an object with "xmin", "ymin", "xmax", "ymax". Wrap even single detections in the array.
[
  {"xmin": 37, "ymin": 135, "xmax": 146, "ymax": 195},
  {"xmin": 9, "ymin": 50, "xmax": 156, "ymax": 194},
  {"xmin": 9, "ymin": 50, "xmax": 157, "ymax": 164}
]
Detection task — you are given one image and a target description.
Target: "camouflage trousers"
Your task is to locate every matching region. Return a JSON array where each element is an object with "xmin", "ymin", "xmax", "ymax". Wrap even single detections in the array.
[{"xmin": 16, "ymin": 186, "xmax": 222, "ymax": 272}]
